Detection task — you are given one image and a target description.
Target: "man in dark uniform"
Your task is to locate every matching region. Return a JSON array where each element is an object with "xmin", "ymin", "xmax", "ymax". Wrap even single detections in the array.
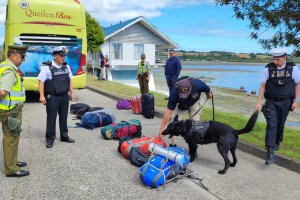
[
  {"xmin": 256, "ymin": 48, "xmax": 300, "ymax": 165},
  {"xmin": 164, "ymin": 49, "xmax": 181, "ymax": 100},
  {"xmin": 159, "ymin": 76, "xmax": 212, "ymax": 147},
  {"xmin": 0, "ymin": 45, "xmax": 30, "ymax": 177},
  {"xmin": 38, "ymin": 46, "xmax": 76, "ymax": 148}
]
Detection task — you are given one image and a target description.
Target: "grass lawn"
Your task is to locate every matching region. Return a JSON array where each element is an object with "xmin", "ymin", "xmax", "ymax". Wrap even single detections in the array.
[{"xmin": 86, "ymin": 74, "xmax": 300, "ymax": 161}]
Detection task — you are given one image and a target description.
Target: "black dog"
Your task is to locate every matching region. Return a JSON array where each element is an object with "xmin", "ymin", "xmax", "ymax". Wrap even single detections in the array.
[{"xmin": 162, "ymin": 110, "xmax": 259, "ymax": 174}]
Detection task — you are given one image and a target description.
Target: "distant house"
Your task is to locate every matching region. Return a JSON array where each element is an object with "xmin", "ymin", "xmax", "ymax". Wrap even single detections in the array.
[{"xmin": 101, "ymin": 16, "xmax": 178, "ymax": 69}]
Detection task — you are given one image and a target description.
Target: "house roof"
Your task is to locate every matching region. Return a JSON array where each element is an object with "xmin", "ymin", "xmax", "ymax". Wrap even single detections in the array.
[{"xmin": 103, "ymin": 16, "xmax": 178, "ymax": 49}]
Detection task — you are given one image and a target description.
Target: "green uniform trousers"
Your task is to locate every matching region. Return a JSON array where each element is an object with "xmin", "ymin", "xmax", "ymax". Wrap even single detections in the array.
[
  {"xmin": 0, "ymin": 105, "xmax": 23, "ymax": 175},
  {"xmin": 138, "ymin": 73, "xmax": 149, "ymax": 94}
]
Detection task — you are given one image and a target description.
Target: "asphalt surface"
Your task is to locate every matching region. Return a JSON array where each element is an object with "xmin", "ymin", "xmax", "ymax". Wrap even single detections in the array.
[{"xmin": 0, "ymin": 88, "xmax": 299, "ymax": 200}]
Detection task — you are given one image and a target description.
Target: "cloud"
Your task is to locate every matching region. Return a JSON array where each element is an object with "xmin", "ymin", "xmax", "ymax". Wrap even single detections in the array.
[
  {"xmin": 82, "ymin": 0, "xmax": 214, "ymax": 25},
  {"xmin": 0, "ymin": 0, "xmax": 6, "ymax": 25},
  {"xmin": 0, "ymin": 0, "xmax": 214, "ymax": 25}
]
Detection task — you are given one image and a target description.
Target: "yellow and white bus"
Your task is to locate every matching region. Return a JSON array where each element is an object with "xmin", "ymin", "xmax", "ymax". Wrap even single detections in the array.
[{"xmin": 5, "ymin": 0, "xmax": 87, "ymax": 91}]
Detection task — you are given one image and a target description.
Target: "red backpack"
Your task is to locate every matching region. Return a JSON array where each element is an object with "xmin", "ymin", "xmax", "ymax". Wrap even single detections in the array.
[
  {"xmin": 130, "ymin": 95, "xmax": 142, "ymax": 114},
  {"xmin": 120, "ymin": 136, "xmax": 166, "ymax": 159}
]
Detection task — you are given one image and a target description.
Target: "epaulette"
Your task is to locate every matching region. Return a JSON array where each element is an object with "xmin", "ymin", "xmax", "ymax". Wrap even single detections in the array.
[{"xmin": 42, "ymin": 61, "xmax": 52, "ymax": 66}]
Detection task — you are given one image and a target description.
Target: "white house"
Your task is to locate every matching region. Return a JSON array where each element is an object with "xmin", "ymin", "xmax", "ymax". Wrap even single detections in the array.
[
  {"xmin": 89, "ymin": 16, "xmax": 178, "ymax": 91},
  {"xmin": 102, "ymin": 16, "xmax": 178, "ymax": 69}
]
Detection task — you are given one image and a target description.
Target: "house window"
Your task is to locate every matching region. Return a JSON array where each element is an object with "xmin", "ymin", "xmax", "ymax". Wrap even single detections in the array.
[
  {"xmin": 112, "ymin": 43, "xmax": 122, "ymax": 59},
  {"xmin": 134, "ymin": 44, "xmax": 144, "ymax": 60}
]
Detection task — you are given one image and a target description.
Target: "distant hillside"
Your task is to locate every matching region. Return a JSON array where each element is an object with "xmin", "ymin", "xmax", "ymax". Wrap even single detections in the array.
[{"xmin": 169, "ymin": 50, "xmax": 300, "ymax": 64}]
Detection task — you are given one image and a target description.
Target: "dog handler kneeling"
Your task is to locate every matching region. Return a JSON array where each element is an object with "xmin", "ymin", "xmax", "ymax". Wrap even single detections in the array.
[{"xmin": 159, "ymin": 76, "xmax": 212, "ymax": 146}]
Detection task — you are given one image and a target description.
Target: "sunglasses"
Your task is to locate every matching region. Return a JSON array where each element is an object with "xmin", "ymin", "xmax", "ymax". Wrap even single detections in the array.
[
  {"xmin": 58, "ymin": 54, "xmax": 66, "ymax": 57},
  {"xmin": 18, "ymin": 54, "xmax": 25, "ymax": 59}
]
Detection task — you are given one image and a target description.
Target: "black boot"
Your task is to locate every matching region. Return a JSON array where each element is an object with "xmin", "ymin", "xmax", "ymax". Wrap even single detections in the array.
[{"xmin": 265, "ymin": 147, "xmax": 276, "ymax": 165}]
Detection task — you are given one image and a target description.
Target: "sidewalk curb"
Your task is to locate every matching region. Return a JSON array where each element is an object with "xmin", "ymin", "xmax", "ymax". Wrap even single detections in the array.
[{"xmin": 86, "ymin": 85, "xmax": 300, "ymax": 173}]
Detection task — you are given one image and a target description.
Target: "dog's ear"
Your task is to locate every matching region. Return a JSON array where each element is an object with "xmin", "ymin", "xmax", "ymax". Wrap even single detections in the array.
[{"xmin": 174, "ymin": 115, "xmax": 179, "ymax": 122}]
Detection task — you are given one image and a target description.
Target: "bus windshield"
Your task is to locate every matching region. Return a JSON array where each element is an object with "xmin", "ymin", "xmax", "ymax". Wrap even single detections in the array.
[{"xmin": 17, "ymin": 34, "xmax": 82, "ymax": 77}]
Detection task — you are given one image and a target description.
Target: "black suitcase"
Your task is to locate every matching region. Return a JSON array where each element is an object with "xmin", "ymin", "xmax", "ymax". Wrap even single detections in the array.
[{"xmin": 142, "ymin": 94, "xmax": 155, "ymax": 119}]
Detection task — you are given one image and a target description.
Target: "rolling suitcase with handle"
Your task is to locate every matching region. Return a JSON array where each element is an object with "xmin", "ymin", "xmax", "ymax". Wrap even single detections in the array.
[{"xmin": 142, "ymin": 94, "xmax": 154, "ymax": 118}]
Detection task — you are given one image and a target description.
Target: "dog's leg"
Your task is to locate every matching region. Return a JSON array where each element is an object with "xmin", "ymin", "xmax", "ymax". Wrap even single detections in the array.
[
  {"xmin": 230, "ymin": 143, "xmax": 237, "ymax": 167},
  {"xmin": 188, "ymin": 143, "xmax": 198, "ymax": 162},
  {"xmin": 217, "ymin": 144, "xmax": 231, "ymax": 174}
]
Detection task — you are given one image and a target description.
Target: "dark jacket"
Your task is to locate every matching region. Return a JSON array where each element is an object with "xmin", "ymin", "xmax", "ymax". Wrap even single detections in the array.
[
  {"xmin": 167, "ymin": 79, "xmax": 210, "ymax": 110},
  {"xmin": 165, "ymin": 56, "xmax": 181, "ymax": 77}
]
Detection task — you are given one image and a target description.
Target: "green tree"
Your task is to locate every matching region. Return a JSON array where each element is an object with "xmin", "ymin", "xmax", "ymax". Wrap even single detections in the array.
[
  {"xmin": 85, "ymin": 12, "xmax": 104, "ymax": 51},
  {"xmin": 217, "ymin": 0, "xmax": 300, "ymax": 56}
]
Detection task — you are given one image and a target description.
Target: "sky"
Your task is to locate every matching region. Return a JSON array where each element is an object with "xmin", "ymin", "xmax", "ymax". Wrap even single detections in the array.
[{"xmin": 0, "ymin": 0, "xmax": 284, "ymax": 54}]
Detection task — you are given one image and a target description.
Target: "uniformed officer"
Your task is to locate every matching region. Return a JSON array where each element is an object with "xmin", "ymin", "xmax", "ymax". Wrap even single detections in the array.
[
  {"xmin": 159, "ymin": 76, "xmax": 212, "ymax": 147},
  {"xmin": 38, "ymin": 46, "xmax": 76, "ymax": 148},
  {"xmin": 136, "ymin": 53, "xmax": 151, "ymax": 94},
  {"xmin": 256, "ymin": 48, "xmax": 300, "ymax": 165},
  {"xmin": 0, "ymin": 45, "xmax": 30, "ymax": 177}
]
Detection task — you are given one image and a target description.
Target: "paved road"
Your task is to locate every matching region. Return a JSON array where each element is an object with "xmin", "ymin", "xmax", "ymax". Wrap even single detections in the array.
[{"xmin": 0, "ymin": 89, "xmax": 299, "ymax": 200}]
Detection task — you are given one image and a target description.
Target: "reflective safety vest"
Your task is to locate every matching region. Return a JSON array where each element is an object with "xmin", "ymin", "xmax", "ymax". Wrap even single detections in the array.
[
  {"xmin": 0, "ymin": 61, "xmax": 26, "ymax": 110},
  {"xmin": 138, "ymin": 61, "xmax": 150, "ymax": 75}
]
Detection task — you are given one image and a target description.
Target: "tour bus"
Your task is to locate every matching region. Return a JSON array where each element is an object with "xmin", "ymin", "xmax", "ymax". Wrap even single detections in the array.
[{"xmin": 5, "ymin": 0, "xmax": 87, "ymax": 91}]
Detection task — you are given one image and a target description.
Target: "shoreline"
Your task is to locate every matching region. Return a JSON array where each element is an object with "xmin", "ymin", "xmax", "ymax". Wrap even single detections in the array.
[{"xmin": 182, "ymin": 60, "xmax": 266, "ymax": 66}]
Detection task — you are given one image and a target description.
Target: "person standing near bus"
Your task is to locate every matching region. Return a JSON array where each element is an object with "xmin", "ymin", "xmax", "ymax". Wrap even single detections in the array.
[
  {"xmin": 98, "ymin": 51, "xmax": 104, "ymax": 80},
  {"xmin": 256, "ymin": 48, "xmax": 300, "ymax": 165},
  {"xmin": 104, "ymin": 55, "xmax": 110, "ymax": 80},
  {"xmin": 165, "ymin": 49, "xmax": 181, "ymax": 100},
  {"xmin": 0, "ymin": 45, "xmax": 30, "ymax": 177},
  {"xmin": 136, "ymin": 53, "xmax": 151, "ymax": 94},
  {"xmin": 38, "ymin": 46, "xmax": 76, "ymax": 148}
]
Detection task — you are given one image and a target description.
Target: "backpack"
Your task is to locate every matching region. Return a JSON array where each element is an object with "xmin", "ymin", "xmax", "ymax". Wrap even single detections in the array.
[
  {"xmin": 130, "ymin": 95, "xmax": 142, "ymax": 114},
  {"xmin": 129, "ymin": 147, "xmax": 149, "ymax": 167},
  {"xmin": 116, "ymin": 99, "xmax": 131, "ymax": 110},
  {"xmin": 70, "ymin": 103, "xmax": 90, "ymax": 114},
  {"xmin": 101, "ymin": 119, "xmax": 142, "ymax": 140},
  {"xmin": 120, "ymin": 136, "xmax": 166, "ymax": 159},
  {"xmin": 78, "ymin": 110, "xmax": 116, "ymax": 129},
  {"xmin": 140, "ymin": 147, "xmax": 190, "ymax": 188},
  {"xmin": 76, "ymin": 106, "xmax": 104, "ymax": 119}
]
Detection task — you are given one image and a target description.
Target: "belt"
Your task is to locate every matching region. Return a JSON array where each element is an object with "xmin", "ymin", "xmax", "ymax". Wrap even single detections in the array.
[{"xmin": 268, "ymin": 97, "xmax": 291, "ymax": 101}]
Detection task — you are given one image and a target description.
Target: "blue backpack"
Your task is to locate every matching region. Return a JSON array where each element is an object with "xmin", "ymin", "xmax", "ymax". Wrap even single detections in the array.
[
  {"xmin": 77, "ymin": 109, "xmax": 116, "ymax": 129},
  {"xmin": 140, "ymin": 147, "xmax": 189, "ymax": 188}
]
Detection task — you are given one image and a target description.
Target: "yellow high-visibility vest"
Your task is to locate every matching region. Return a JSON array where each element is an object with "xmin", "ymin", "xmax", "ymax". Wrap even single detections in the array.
[
  {"xmin": 138, "ymin": 61, "xmax": 150, "ymax": 75},
  {"xmin": 0, "ymin": 61, "xmax": 25, "ymax": 110}
]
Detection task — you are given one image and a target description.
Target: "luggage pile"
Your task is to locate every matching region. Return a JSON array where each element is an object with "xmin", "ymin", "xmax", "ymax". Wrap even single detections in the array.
[
  {"xmin": 119, "ymin": 93, "xmax": 155, "ymax": 119},
  {"xmin": 70, "ymin": 103, "xmax": 115, "ymax": 129}
]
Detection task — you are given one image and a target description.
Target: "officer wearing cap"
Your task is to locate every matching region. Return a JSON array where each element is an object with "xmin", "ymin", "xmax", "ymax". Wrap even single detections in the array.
[
  {"xmin": 136, "ymin": 53, "xmax": 151, "ymax": 94},
  {"xmin": 159, "ymin": 76, "xmax": 212, "ymax": 147},
  {"xmin": 38, "ymin": 46, "xmax": 76, "ymax": 148},
  {"xmin": 256, "ymin": 48, "xmax": 300, "ymax": 165},
  {"xmin": 0, "ymin": 45, "xmax": 30, "ymax": 177}
]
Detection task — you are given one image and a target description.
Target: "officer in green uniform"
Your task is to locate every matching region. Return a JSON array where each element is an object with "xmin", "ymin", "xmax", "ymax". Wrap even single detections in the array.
[
  {"xmin": 0, "ymin": 45, "xmax": 30, "ymax": 177},
  {"xmin": 136, "ymin": 53, "xmax": 151, "ymax": 94}
]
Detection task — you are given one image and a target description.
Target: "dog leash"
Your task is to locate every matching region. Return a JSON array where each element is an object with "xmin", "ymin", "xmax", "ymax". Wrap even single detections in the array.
[
  {"xmin": 212, "ymin": 91, "xmax": 215, "ymax": 121},
  {"xmin": 190, "ymin": 91, "xmax": 215, "ymax": 120},
  {"xmin": 190, "ymin": 98, "xmax": 209, "ymax": 119}
]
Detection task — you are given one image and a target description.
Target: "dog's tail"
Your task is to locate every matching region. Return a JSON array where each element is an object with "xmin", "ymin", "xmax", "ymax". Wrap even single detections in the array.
[{"xmin": 235, "ymin": 110, "xmax": 259, "ymax": 135}]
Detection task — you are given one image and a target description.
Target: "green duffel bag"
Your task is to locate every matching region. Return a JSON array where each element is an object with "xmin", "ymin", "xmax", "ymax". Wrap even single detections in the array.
[{"xmin": 101, "ymin": 119, "xmax": 142, "ymax": 140}]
